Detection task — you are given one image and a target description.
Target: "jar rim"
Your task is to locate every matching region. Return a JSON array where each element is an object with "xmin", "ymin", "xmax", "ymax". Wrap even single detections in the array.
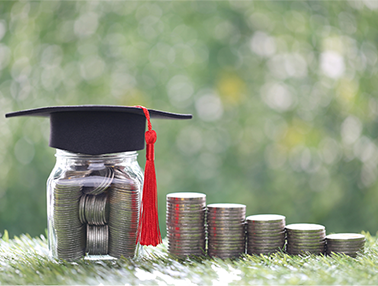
[{"xmin": 55, "ymin": 149, "xmax": 138, "ymax": 159}]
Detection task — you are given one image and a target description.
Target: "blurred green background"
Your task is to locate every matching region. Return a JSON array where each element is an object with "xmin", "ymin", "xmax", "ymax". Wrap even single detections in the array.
[{"xmin": 0, "ymin": 1, "xmax": 377, "ymax": 238}]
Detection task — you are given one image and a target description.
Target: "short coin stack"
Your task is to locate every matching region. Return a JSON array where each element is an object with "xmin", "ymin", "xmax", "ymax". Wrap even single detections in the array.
[
  {"xmin": 326, "ymin": 233, "xmax": 365, "ymax": 257},
  {"xmin": 207, "ymin": 203, "xmax": 246, "ymax": 258},
  {"xmin": 166, "ymin": 192, "xmax": 206, "ymax": 256},
  {"xmin": 286, "ymin": 223, "xmax": 326, "ymax": 255},
  {"xmin": 79, "ymin": 193, "xmax": 109, "ymax": 225},
  {"xmin": 246, "ymin": 214, "xmax": 286, "ymax": 255},
  {"xmin": 86, "ymin": 225, "xmax": 109, "ymax": 255}
]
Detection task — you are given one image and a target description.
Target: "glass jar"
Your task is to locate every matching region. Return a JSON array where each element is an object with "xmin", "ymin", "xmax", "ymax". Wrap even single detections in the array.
[{"xmin": 47, "ymin": 149, "xmax": 143, "ymax": 261}]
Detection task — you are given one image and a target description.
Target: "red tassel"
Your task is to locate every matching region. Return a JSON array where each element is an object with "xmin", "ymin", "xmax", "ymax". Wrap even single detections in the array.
[{"xmin": 135, "ymin": 105, "xmax": 162, "ymax": 246}]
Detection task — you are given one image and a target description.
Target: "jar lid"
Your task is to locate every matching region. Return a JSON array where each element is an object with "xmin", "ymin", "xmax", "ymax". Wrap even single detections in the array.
[{"xmin": 6, "ymin": 105, "xmax": 192, "ymax": 155}]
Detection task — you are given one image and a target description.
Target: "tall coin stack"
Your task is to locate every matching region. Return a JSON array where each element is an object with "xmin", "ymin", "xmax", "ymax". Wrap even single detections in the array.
[
  {"xmin": 54, "ymin": 176, "xmax": 86, "ymax": 261},
  {"xmin": 246, "ymin": 214, "xmax": 286, "ymax": 255},
  {"xmin": 108, "ymin": 168, "xmax": 139, "ymax": 258},
  {"xmin": 286, "ymin": 223, "xmax": 326, "ymax": 255},
  {"xmin": 166, "ymin": 192, "xmax": 206, "ymax": 256},
  {"xmin": 326, "ymin": 233, "xmax": 365, "ymax": 257},
  {"xmin": 207, "ymin": 203, "xmax": 246, "ymax": 259}
]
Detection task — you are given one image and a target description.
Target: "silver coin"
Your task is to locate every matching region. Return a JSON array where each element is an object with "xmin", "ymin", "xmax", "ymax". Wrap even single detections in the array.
[
  {"xmin": 286, "ymin": 223, "xmax": 325, "ymax": 232},
  {"xmin": 207, "ymin": 209, "xmax": 246, "ymax": 215},
  {"xmin": 287, "ymin": 245, "xmax": 325, "ymax": 252},
  {"xmin": 167, "ymin": 222, "xmax": 205, "ymax": 229},
  {"xmin": 248, "ymin": 238, "xmax": 285, "ymax": 245},
  {"xmin": 287, "ymin": 237, "xmax": 326, "ymax": 243},
  {"xmin": 168, "ymin": 249, "xmax": 206, "ymax": 256},
  {"xmin": 167, "ymin": 209, "xmax": 206, "ymax": 216},
  {"xmin": 326, "ymin": 237, "xmax": 365, "ymax": 244},
  {"xmin": 167, "ymin": 202, "xmax": 206, "ymax": 208},
  {"xmin": 209, "ymin": 231, "xmax": 246, "ymax": 238},
  {"xmin": 168, "ymin": 236, "xmax": 206, "ymax": 243},
  {"xmin": 287, "ymin": 240, "xmax": 325, "ymax": 247},
  {"xmin": 207, "ymin": 221, "xmax": 245, "ymax": 228},
  {"xmin": 246, "ymin": 214, "xmax": 285, "ymax": 223},
  {"xmin": 208, "ymin": 249, "xmax": 244, "ymax": 256},
  {"xmin": 167, "ymin": 225, "xmax": 205, "ymax": 233},
  {"xmin": 248, "ymin": 230, "xmax": 285, "ymax": 237},
  {"xmin": 168, "ymin": 243, "xmax": 206, "ymax": 251},
  {"xmin": 208, "ymin": 251, "xmax": 244, "ymax": 258},
  {"xmin": 209, "ymin": 242, "xmax": 246, "ymax": 250},
  {"xmin": 326, "ymin": 248, "xmax": 363, "ymax": 254},
  {"xmin": 286, "ymin": 229, "xmax": 326, "ymax": 236},
  {"xmin": 248, "ymin": 221, "xmax": 285, "ymax": 229},
  {"xmin": 326, "ymin": 246, "xmax": 364, "ymax": 254},
  {"xmin": 208, "ymin": 246, "xmax": 245, "ymax": 253},
  {"xmin": 248, "ymin": 248, "xmax": 283, "ymax": 254},
  {"xmin": 168, "ymin": 241, "xmax": 206, "ymax": 249},
  {"xmin": 248, "ymin": 241, "xmax": 285, "ymax": 248},
  {"xmin": 168, "ymin": 244, "xmax": 206, "ymax": 251},
  {"xmin": 209, "ymin": 230, "xmax": 245, "ymax": 236},
  {"xmin": 287, "ymin": 243, "xmax": 325, "ymax": 250},
  {"xmin": 287, "ymin": 249, "xmax": 324, "ymax": 255},
  {"xmin": 168, "ymin": 242, "xmax": 206, "ymax": 249},
  {"xmin": 326, "ymin": 242, "xmax": 365, "ymax": 250},
  {"xmin": 248, "ymin": 249, "xmax": 281, "ymax": 255},
  {"xmin": 248, "ymin": 227, "xmax": 285, "ymax": 234},
  {"xmin": 167, "ymin": 192, "xmax": 206, "ymax": 201},
  {"xmin": 167, "ymin": 213, "xmax": 205, "ymax": 220},
  {"xmin": 326, "ymin": 233, "xmax": 365, "ymax": 242},
  {"xmin": 167, "ymin": 227, "xmax": 206, "ymax": 235},
  {"xmin": 287, "ymin": 239, "xmax": 325, "ymax": 246},
  {"xmin": 207, "ymin": 203, "xmax": 246, "ymax": 210}
]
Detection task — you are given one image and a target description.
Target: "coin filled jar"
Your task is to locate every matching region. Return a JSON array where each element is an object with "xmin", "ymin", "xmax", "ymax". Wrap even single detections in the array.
[{"xmin": 47, "ymin": 149, "xmax": 143, "ymax": 261}]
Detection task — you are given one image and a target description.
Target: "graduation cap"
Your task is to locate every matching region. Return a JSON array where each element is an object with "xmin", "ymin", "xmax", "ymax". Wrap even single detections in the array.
[{"xmin": 6, "ymin": 105, "xmax": 192, "ymax": 247}]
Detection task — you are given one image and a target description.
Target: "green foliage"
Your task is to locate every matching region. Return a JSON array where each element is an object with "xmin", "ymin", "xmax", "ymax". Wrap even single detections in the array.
[
  {"xmin": 0, "ymin": 1, "xmax": 378, "ymax": 238},
  {"xmin": 0, "ymin": 231, "xmax": 378, "ymax": 285}
]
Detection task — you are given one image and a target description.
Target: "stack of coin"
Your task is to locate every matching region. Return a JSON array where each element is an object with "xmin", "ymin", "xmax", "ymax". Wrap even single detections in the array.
[
  {"xmin": 246, "ymin": 214, "xmax": 286, "ymax": 255},
  {"xmin": 86, "ymin": 225, "xmax": 109, "ymax": 255},
  {"xmin": 166, "ymin": 192, "xmax": 206, "ymax": 256},
  {"xmin": 79, "ymin": 193, "xmax": 109, "ymax": 225},
  {"xmin": 326, "ymin": 233, "xmax": 365, "ymax": 257},
  {"xmin": 53, "ymin": 177, "xmax": 86, "ymax": 261},
  {"xmin": 108, "ymin": 170, "xmax": 139, "ymax": 258},
  {"xmin": 286, "ymin": 223, "xmax": 326, "ymax": 255},
  {"xmin": 207, "ymin": 203, "xmax": 246, "ymax": 259}
]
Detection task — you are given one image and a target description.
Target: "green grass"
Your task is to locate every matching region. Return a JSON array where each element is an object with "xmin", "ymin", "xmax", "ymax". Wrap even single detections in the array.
[{"xmin": 1, "ymin": 231, "xmax": 378, "ymax": 285}]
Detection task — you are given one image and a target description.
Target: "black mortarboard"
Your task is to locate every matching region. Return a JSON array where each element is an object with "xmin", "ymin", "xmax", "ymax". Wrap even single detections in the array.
[{"xmin": 5, "ymin": 105, "xmax": 192, "ymax": 155}]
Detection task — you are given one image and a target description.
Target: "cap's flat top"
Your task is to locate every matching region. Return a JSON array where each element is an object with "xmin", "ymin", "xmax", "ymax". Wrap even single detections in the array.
[
  {"xmin": 326, "ymin": 233, "xmax": 365, "ymax": 241},
  {"xmin": 246, "ymin": 214, "xmax": 285, "ymax": 221},
  {"xmin": 5, "ymin": 105, "xmax": 192, "ymax": 120}
]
